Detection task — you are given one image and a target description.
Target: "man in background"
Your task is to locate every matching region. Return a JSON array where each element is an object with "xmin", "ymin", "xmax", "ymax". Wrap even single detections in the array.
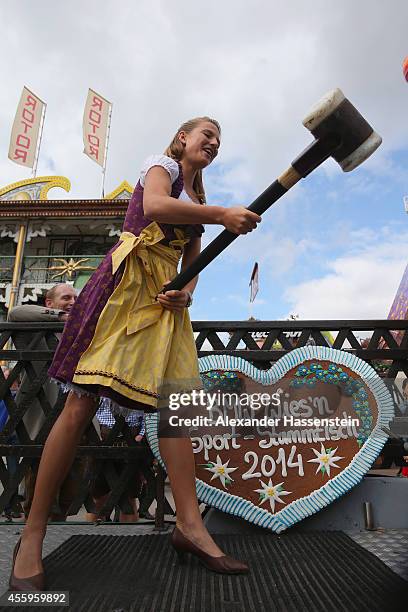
[
  {"xmin": 9, "ymin": 283, "xmax": 76, "ymax": 325},
  {"xmin": 8, "ymin": 283, "xmax": 78, "ymax": 520},
  {"xmin": 86, "ymin": 401, "xmax": 147, "ymax": 523}
]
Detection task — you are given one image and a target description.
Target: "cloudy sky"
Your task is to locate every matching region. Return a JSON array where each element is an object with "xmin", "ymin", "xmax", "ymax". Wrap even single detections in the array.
[{"xmin": 1, "ymin": 1, "xmax": 408, "ymax": 322}]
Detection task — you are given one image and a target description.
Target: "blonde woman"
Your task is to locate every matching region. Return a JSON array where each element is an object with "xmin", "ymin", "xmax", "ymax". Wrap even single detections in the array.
[{"xmin": 10, "ymin": 117, "xmax": 261, "ymax": 590}]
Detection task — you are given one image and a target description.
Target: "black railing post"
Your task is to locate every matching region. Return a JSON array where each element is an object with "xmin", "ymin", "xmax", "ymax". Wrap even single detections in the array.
[{"xmin": 154, "ymin": 464, "xmax": 166, "ymax": 531}]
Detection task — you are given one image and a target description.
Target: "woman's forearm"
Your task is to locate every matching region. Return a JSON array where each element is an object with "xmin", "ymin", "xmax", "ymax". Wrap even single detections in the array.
[
  {"xmin": 144, "ymin": 194, "xmax": 226, "ymax": 225},
  {"xmin": 180, "ymin": 238, "xmax": 201, "ymax": 294},
  {"xmin": 143, "ymin": 166, "xmax": 260, "ymax": 235},
  {"xmin": 183, "ymin": 277, "xmax": 199, "ymax": 295}
]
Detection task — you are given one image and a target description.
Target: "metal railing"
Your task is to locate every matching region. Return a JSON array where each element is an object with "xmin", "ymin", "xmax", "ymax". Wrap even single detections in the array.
[
  {"xmin": 0, "ymin": 319, "xmax": 407, "ymax": 525},
  {"xmin": 0, "ymin": 256, "xmax": 15, "ymax": 282},
  {"xmin": 20, "ymin": 255, "xmax": 105, "ymax": 284}
]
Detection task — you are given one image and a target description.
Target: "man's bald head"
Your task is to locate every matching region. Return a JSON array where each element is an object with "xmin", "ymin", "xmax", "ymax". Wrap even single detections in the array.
[{"xmin": 45, "ymin": 284, "xmax": 77, "ymax": 313}]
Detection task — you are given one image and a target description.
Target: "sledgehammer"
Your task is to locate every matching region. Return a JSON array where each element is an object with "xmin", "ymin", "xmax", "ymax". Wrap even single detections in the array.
[{"xmin": 164, "ymin": 88, "xmax": 381, "ymax": 292}]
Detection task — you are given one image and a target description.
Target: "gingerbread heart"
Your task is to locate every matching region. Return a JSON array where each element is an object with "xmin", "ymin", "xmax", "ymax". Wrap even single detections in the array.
[{"xmin": 146, "ymin": 346, "xmax": 394, "ymax": 532}]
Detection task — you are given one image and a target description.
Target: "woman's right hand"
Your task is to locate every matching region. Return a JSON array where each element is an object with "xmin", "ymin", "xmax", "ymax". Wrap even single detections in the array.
[{"xmin": 221, "ymin": 207, "xmax": 261, "ymax": 234}]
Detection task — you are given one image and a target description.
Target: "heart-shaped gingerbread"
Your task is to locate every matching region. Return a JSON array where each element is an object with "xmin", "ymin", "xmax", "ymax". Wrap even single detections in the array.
[{"xmin": 146, "ymin": 346, "xmax": 394, "ymax": 532}]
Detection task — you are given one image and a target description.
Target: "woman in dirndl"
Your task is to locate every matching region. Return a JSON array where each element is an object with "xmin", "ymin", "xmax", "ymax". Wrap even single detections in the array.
[{"xmin": 10, "ymin": 117, "xmax": 261, "ymax": 590}]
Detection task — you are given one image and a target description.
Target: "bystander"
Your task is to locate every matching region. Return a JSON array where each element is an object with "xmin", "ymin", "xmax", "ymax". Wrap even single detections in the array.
[{"xmin": 86, "ymin": 400, "xmax": 156, "ymax": 522}]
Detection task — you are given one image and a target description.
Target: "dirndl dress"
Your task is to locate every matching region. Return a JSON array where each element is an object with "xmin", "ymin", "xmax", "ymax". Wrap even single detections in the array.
[{"xmin": 49, "ymin": 155, "xmax": 203, "ymax": 412}]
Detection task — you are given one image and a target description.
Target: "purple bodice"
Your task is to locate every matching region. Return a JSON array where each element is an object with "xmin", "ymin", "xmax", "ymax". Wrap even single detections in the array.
[
  {"xmin": 49, "ymin": 163, "xmax": 204, "ymax": 409},
  {"xmin": 123, "ymin": 163, "xmax": 204, "ymax": 242}
]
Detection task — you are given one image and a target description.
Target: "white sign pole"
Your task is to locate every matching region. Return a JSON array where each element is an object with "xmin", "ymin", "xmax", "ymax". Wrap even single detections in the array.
[
  {"xmin": 101, "ymin": 104, "xmax": 112, "ymax": 198},
  {"xmin": 32, "ymin": 102, "xmax": 47, "ymax": 178}
]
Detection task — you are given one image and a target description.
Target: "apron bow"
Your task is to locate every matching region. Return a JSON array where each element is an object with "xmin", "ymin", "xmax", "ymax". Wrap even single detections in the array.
[{"xmin": 111, "ymin": 223, "xmax": 165, "ymax": 275}]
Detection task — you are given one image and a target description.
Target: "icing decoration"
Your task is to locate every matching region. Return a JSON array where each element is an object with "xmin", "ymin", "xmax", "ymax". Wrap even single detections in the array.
[{"xmin": 146, "ymin": 346, "xmax": 393, "ymax": 532}]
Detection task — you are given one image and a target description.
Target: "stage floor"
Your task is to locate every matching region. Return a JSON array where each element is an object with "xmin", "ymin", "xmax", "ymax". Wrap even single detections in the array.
[{"xmin": 0, "ymin": 526, "xmax": 407, "ymax": 611}]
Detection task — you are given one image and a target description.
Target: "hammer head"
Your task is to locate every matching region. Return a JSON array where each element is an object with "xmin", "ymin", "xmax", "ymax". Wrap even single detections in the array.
[{"xmin": 302, "ymin": 88, "xmax": 381, "ymax": 171}]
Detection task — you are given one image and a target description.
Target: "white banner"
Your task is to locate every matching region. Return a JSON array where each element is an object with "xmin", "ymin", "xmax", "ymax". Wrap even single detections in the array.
[
  {"xmin": 8, "ymin": 87, "xmax": 45, "ymax": 169},
  {"xmin": 83, "ymin": 88, "xmax": 111, "ymax": 167},
  {"xmin": 249, "ymin": 262, "xmax": 259, "ymax": 303}
]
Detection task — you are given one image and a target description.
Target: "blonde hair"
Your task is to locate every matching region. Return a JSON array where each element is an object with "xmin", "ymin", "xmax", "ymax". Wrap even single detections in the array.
[{"xmin": 164, "ymin": 117, "xmax": 221, "ymax": 204}]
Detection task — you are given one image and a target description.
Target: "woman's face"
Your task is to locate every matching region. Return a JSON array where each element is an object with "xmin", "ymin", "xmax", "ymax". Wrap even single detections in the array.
[{"xmin": 179, "ymin": 121, "xmax": 220, "ymax": 168}]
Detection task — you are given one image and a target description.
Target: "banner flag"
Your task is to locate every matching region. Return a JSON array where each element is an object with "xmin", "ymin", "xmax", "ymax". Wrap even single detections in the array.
[
  {"xmin": 83, "ymin": 88, "xmax": 111, "ymax": 167},
  {"xmin": 249, "ymin": 262, "xmax": 259, "ymax": 303},
  {"xmin": 388, "ymin": 263, "xmax": 408, "ymax": 321},
  {"xmin": 8, "ymin": 87, "xmax": 45, "ymax": 169},
  {"xmin": 385, "ymin": 262, "xmax": 408, "ymax": 346}
]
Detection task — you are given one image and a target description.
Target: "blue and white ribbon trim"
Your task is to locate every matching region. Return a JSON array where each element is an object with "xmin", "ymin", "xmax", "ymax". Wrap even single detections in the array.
[{"xmin": 146, "ymin": 346, "xmax": 394, "ymax": 532}]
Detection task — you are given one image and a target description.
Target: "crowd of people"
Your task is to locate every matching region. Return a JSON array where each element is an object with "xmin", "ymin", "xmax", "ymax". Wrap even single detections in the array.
[{"xmin": 0, "ymin": 283, "xmax": 157, "ymax": 523}]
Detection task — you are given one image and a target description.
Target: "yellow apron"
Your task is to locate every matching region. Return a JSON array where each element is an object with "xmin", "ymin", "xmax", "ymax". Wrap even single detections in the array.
[{"xmin": 73, "ymin": 222, "xmax": 201, "ymax": 408}]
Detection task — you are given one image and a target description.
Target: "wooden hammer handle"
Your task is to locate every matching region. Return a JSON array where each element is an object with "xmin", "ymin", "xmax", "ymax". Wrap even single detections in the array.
[{"xmin": 163, "ymin": 136, "xmax": 336, "ymax": 293}]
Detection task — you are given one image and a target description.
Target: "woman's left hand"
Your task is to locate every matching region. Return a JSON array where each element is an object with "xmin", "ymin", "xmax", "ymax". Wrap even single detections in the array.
[{"xmin": 157, "ymin": 287, "xmax": 189, "ymax": 312}]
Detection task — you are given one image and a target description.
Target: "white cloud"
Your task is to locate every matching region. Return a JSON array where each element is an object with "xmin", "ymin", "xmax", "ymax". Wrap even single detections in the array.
[
  {"xmin": 284, "ymin": 230, "xmax": 408, "ymax": 319},
  {"xmin": 0, "ymin": 1, "xmax": 407, "ymax": 202},
  {"xmin": 223, "ymin": 218, "xmax": 316, "ymax": 278}
]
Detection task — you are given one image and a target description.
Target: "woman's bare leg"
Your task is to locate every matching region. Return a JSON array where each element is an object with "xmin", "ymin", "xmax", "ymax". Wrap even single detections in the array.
[
  {"xmin": 13, "ymin": 392, "xmax": 98, "ymax": 579},
  {"xmin": 159, "ymin": 437, "xmax": 223, "ymax": 557}
]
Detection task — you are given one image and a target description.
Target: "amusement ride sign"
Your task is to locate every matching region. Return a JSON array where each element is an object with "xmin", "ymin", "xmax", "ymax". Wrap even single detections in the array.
[
  {"xmin": 8, "ymin": 87, "xmax": 45, "ymax": 170},
  {"xmin": 146, "ymin": 346, "xmax": 393, "ymax": 532}
]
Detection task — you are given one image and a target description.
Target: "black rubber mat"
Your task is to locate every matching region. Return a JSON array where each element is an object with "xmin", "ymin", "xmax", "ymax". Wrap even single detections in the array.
[{"xmin": 6, "ymin": 532, "xmax": 408, "ymax": 612}]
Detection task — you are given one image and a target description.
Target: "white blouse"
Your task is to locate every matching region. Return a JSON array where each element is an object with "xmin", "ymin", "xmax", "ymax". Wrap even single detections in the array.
[
  {"xmin": 140, "ymin": 154, "xmax": 179, "ymax": 187},
  {"xmin": 139, "ymin": 154, "xmax": 194, "ymax": 203}
]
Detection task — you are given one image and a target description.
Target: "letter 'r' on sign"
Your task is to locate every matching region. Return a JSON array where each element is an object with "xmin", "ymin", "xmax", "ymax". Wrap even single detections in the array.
[{"xmin": 92, "ymin": 96, "xmax": 103, "ymax": 111}]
